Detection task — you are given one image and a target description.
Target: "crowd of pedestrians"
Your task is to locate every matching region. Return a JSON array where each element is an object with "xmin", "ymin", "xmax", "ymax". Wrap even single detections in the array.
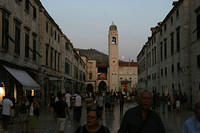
[
  {"xmin": 1, "ymin": 88, "xmax": 200, "ymax": 133},
  {"xmin": 0, "ymin": 94, "xmax": 40, "ymax": 133},
  {"xmin": 152, "ymin": 91, "xmax": 188, "ymax": 113}
]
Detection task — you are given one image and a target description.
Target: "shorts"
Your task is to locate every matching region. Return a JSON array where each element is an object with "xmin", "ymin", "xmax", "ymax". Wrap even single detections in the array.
[
  {"xmin": 105, "ymin": 103, "xmax": 111, "ymax": 108},
  {"xmin": 18, "ymin": 113, "xmax": 27, "ymax": 122},
  {"xmin": 29, "ymin": 116, "xmax": 38, "ymax": 128},
  {"xmin": 57, "ymin": 118, "xmax": 66, "ymax": 131},
  {"xmin": 1, "ymin": 114, "xmax": 10, "ymax": 122},
  {"xmin": 11, "ymin": 109, "xmax": 15, "ymax": 117}
]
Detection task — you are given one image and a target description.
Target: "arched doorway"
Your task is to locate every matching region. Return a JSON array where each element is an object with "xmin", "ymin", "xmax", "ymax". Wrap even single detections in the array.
[
  {"xmin": 86, "ymin": 84, "xmax": 94, "ymax": 92},
  {"xmin": 98, "ymin": 81, "xmax": 107, "ymax": 92}
]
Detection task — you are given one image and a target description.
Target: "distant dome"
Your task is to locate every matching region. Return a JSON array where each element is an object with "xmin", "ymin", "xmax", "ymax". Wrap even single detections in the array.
[{"xmin": 109, "ymin": 24, "xmax": 117, "ymax": 31}]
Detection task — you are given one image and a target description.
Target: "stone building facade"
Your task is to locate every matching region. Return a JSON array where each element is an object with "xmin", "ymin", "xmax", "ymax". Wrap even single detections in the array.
[
  {"xmin": 0, "ymin": 0, "xmax": 86, "ymax": 104},
  {"xmin": 137, "ymin": 0, "xmax": 200, "ymax": 106},
  {"xmin": 0, "ymin": 0, "xmax": 41, "ymax": 101},
  {"xmin": 77, "ymin": 24, "xmax": 138, "ymax": 92}
]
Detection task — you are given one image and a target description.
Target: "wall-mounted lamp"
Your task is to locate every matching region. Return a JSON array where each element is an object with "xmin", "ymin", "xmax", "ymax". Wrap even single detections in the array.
[{"xmin": 0, "ymin": 83, "xmax": 3, "ymax": 87}]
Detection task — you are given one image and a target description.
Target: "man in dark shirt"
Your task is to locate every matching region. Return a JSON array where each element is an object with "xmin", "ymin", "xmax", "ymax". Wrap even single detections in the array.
[
  {"xmin": 54, "ymin": 93, "xmax": 70, "ymax": 133},
  {"xmin": 118, "ymin": 90, "xmax": 166, "ymax": 133}
]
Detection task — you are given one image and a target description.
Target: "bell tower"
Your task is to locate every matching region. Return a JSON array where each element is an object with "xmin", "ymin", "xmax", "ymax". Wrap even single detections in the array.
[{"xmin": 108, "ymin": 23, "xmax": 119, "ymax": 91}]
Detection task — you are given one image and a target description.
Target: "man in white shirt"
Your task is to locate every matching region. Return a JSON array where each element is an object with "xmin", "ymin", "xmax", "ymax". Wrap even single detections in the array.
[
  {"xmin": 65, "ymin": 91, "xmax": 72, "ymax": 108},
  {"xmin": 0, "ymin": 95, "xmax": 13, "ymax": 132},
  {"xmin": 73, "ymin": 92, "xmax": 82, "ymax": 122}
]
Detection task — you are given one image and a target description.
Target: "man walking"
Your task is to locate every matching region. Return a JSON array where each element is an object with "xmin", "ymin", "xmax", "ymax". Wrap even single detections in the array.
[
  {"xmin": 54, "ymin": 93, "xmax": 70, "ymax": 133},
  {"xmin": 73, "ymin": 92, "xmax": 82, "ymax": 122},
  {"xmin": 0, "ymin": 95, "xmax": 13, "ymax": 133},
  {"xmin": 118, "ymin": 90, "xmax": 166, "ymax": 133}
]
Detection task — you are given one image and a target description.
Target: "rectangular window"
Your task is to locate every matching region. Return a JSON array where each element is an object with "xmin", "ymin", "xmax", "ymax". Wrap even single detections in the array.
[
  {"xmin": 15, "ymin": 22, "xmax": 21, "ymax": 54},
  {"xmin": 54, "ymin": 31, "xmax": 56, "ymax": 40},
  {"xmin": 171, "ymin": 16, "xmax": 173, "ymax": 25},
  {"xmin": 197, "ymin": 55, "xmax": 200, "ymax": 68},
  {"xmin": 74, "ymin": 66, "xmax": 78, "ymax": 79},
  {"xmin": 50, "ymin": 48, "xmax": 53, "ymax": 68},
  {"xmin": 54, "ymin": 51, "xmax": 57, "ymax": 70},
  {"xmin": 45, "ymin": 45, "xmax": 49, "ymax": 66},
  {"xmin": 58, "ymin": 34, "xmax": 60, "ymax": 43},
  {"xmin": 197, "ymin": 14, "xmax": 200, "ymax": 39},
  {"xmin": 161, "ymin": 69, "xmax": 163, "ymax": 77},
  {"xmin": 65, "ymin": 42, "xmax": 70, "ymax": 50},
  {"xmin": 164, "ymin": 24, "xmax": 167, "ymax": 32},
  {"xmin": 51, "ymin": 27, "xmax": 53, "ymax": 36},
  {"xmin": 165, "ymin": 67, "xmax": 167, "ymax": 77},
  {"xmin": 2, "ymin": 12, "xmax": 9, "ymax": 50},
  {"xmin": 33, "ymin": 6, "xmax": 37, "ymax": 19},
  {"xmin": 176, "ymin": 10, "xmax": 179, "ymax": 18},
  {"xmin": 25, "ymin": 33, "xmax": 29, "ymax": 57},
  {"xmin": 33, "ymin": 38, "xmax": 36, "ymax": 61},
  {"xmin": 160, "ymin": 42, "xmax": 163, "ymax": 61},
  {"xmin": 171, "ymin": 32, "xmax": 174, "ymax": 55},
  {"xmin": 164, "ymin": 39, "xmax": 167, "ymax": 59},
  {"xmin": 65, "ymin": 62, "xmax": 70, "ymax": 74},
  {"xmin": 171, "ymin": 64, "xmax": 174, "ymax": 74},
  {"xmin": 58, "ymin": 53, "xmax": 60, "ymax": 71},
  {"xmin": 89, "ymin": 72, "xmax": 92, "ymax": 80},
  {"xmin": 25, "ymin": 0, "xmax": 30, "ymax": 12},
  {"xmin": 155, "ymin": 47, "xmax": 157, "ymax": 64},
  {"xmin": 46, "ymin": 22, "xmax": 48, "ymax": 33},
  {"xmin": 177, "ymin": 62, "xmax": 180, "ymax": 73},
  {"xmin": 176, "ymin": 27, "xmax": 180, "ymax": 52}
]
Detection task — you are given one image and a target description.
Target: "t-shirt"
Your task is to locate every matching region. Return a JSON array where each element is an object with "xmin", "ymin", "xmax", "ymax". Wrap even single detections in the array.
[
  {"xmin": 65, "ymin": 93, "xmax": 71, "ymax": 103},
  {"xmin": 118, "ymin": 106, "xmax": 166, "ymax": 133},
  {"xmin": 75, "ymin": 95, "xmax": 82, "ymax": 107},
  {"xmin": 75, "ymin": 125, "xmax": 110, "ymax": 133},
  {"xmin": 1, "ymin": 98, "xmax": 13, "ymax": 116},
  {"xmin": 54, "ymin": 100, "xmax": 68, "ymax": 118},
  {"xmin": 182, "ymin": 115, "xmax": 200, "ymax": 133}
]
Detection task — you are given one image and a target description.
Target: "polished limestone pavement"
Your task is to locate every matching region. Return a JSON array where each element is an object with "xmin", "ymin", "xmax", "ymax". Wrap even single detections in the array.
[{"xmin": 0, "ymin": 102, "xmax": 194, "ymax": 133}]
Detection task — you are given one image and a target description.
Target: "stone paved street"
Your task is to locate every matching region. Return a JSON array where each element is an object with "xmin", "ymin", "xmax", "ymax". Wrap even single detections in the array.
[{"xmin": 0, "ymin": 102, "xmax": 193, "ymax": 133}]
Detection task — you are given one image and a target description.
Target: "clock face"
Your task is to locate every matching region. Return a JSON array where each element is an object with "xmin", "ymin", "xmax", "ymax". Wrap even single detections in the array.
[{"xmin": 111, "ymin": 59, "xmax": 117, "ymax": 65}]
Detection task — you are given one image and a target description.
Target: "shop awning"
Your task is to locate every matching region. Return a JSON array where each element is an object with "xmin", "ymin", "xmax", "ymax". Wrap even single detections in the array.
[{"xmin": 3, "ymin": 66, "xmax": 40, "ymax": 90}]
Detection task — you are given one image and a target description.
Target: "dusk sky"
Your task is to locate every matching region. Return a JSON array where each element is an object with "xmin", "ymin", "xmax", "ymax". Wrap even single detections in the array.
[{"xmin": 41, "ymin": 0, "xmax": 174, "ymax": 61}]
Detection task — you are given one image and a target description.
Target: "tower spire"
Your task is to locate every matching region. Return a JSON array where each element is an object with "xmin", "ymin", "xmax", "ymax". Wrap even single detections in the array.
[{"xmin": 112, "ymin": 21, "xmax": 114, "ymax": 25}]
